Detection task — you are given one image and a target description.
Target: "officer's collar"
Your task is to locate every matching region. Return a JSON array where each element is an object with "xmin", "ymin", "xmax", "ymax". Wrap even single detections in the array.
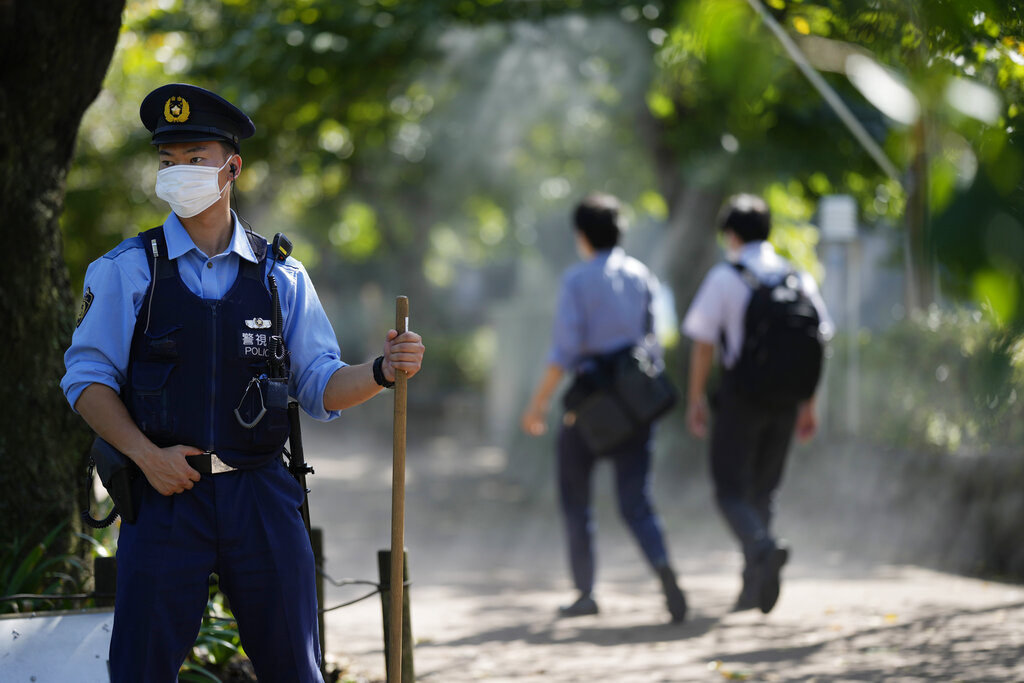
[{"xmin": 163, "ymin": 211, "xmax": 258, "ymax": 264}]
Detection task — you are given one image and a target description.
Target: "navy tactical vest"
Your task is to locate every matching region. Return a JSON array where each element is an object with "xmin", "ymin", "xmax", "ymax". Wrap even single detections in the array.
[{"xmin": 123, "ymin": 226, "xmax": 290, "ymax": 469}]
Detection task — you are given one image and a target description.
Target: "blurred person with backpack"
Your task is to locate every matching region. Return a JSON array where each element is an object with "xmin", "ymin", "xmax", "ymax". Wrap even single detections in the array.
[{"xmin": 681, "ymin": 194, "xmax": 832, "ymax": 614}]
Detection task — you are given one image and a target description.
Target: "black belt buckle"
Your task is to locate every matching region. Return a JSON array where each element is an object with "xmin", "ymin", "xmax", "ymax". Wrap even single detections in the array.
[
  {"xmin": 187, "ymin": 451, "xmax": 237, "ymax": 475},
  {"xmin": 187, "ymin": 452, "xmax": 213, "ymax": 474}
]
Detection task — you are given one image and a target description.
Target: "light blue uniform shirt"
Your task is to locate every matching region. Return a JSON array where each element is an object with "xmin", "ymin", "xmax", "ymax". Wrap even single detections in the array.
[
  {"xmin": 547, "ymin": 247, "xmax": 659, "ymax": 372},
  {"xmin": 62, "ymin": 212, "xmax": 346, "ymax": 421}
]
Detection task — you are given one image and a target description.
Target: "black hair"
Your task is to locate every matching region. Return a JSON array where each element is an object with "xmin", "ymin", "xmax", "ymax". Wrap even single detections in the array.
[
  {"xmin": 217, "ymin": 141, "xmax": 238, "ymax": 161},
  {"xmin": 573, "ymin": 193, "xmax": 622, "ymax": 250},
  {"xmin": 719, "ymin": 194, "xmax": 771, "ymax": 243}
]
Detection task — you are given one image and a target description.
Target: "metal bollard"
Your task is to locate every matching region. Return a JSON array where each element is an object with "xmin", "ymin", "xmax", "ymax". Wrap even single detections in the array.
[{"xmin": 377, "ymin": 549, "xmax": 414, "ymax": 682}]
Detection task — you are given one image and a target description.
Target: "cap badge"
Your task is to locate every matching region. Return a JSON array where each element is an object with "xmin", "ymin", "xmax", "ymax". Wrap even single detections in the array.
[
  {"xmin": 245, "ymin": 317, "xmax": 272, "ymax": 329},
  {"xmin": 163, "ymin": 96, "xmax": 190, "ymax": 123}
]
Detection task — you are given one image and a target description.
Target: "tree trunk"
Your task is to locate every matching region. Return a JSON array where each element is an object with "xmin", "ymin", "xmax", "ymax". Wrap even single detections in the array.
[
  {"xmin": 661, "ymin": 185, "xmax": 727, "ymax": 317},
  {"xmin": 0, "ymin": 1, "xmax": 124, "ymax": 552},
  {"xmin": 636, "ymin": 108, "xmax": 725, "ymax": 433},
  {"xmin": 639, "ymin": 110, "xmax": 726, "ymax": 336}
]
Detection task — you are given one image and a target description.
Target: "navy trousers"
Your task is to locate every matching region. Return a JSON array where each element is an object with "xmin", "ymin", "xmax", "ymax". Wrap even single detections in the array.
[
  {"xmin": 709, "ymin": 385, "xmax": 798, "ymax": 574},
  {"xmin": 557, "ymin": 422, "xmax": 671, "ymax": 595},
  {"xmin": 109, "ymin": 459, "xmax": 323, "ymax": 683}
]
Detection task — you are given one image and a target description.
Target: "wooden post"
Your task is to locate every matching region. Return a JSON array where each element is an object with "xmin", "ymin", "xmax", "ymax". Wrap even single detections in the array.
[
  {"xmin": 94, "ymin": 556, "xmax": 117, "ymax": 608},
  {"xmin": 378, "ymin": 549, "xmax": 414, "ymax": 682},
  {"xmin": 389, "ymin": 296, "xmax": 409, "ymax": 683}
]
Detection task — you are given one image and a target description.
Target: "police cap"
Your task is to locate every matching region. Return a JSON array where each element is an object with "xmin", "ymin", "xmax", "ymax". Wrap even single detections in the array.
[{"xmin": 140, "ymin": 83, "xmax": 255, "ymax": 151}]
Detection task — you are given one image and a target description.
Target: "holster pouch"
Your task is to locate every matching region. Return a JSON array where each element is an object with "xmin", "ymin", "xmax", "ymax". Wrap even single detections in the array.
[
  {"xmin": 265, "ymin": 376, "xmax": 289, "ymax": 410},
  {"xmin": 91, "ymin": 437, "xmax": 141, "ymax": 524}
]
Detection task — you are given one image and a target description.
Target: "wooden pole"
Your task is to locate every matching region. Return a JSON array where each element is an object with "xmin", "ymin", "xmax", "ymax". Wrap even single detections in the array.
[
  {"xmin": 378, "ymin": 549, "xmax": 415, "ymax": 682},
  {"xmin": 389, "ymin": 295, "xmax": 409, "ymax": 683}
]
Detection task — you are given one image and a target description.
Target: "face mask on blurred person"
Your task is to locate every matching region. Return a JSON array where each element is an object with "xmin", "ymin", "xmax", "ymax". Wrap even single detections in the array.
[{"xmin": 155, "ymin": 156, "xmax": 233, "ymax": 218}]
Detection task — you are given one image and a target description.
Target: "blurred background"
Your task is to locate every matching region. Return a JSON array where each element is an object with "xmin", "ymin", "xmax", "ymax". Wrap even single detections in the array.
[
  {"xmin": 4, "ymin": 0, "xmax": 1024, "ymax": 654},
  {"xmin": 63, "ymin": 0, "xmax": 1024, "ymax": 439}
]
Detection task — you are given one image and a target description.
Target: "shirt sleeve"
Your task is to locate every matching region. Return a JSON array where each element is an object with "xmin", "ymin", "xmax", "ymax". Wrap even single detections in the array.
[
  {"xmin": 546, "ymin": 273, "xmax": 583, "ymax": 370},
  {"xmin": 61, "ymin": 244, "xmax": 150, "ymax": 412},
  {"xmin": 278, "ymin": 260, "xmax": 347, "ymax": 421},
  {"xmin": 681, "ymin": 267, "xmax": 729, "ymax": 344},
  {"xmin": 800, "ymin": 272, "xmax": 835, "ymax": 341},
  {"xmin": 644, "ymin": 273, "xmax": 658, "ymax": 337}
]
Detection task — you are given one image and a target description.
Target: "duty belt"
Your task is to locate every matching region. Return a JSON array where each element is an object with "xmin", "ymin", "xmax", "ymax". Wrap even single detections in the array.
[{"xmin": 187, "ymin": 451, "xmax": 237, "ymax": 475}]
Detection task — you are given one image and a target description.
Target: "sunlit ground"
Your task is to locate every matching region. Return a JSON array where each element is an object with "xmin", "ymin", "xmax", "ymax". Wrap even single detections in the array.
[{"xmin": 304, "ymin": 397, "xmax": 1024, "ymax": 682}]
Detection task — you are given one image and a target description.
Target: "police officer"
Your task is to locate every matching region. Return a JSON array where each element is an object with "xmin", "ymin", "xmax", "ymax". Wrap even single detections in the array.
[
  {"xmin": 681, "ymin": 194, "xmax": 831, "ymax": 614},
  {"xmin": 61, "ymin": 83, "xmax": 425, "ymax": 682},
  {"xmin": 521, "ymin": 193, "xmax": 687, "ymax": 622}
]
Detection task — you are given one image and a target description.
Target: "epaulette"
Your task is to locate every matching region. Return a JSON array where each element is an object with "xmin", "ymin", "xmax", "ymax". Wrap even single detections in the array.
[{"xmin": 102, "ymin": 235, "xmax": 148, "ymax": 261}]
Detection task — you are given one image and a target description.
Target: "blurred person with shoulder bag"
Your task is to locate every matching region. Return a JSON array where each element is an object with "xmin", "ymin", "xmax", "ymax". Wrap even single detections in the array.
[{"xmin": 522, "ymin": 193, "xmax": 687, "ymax": 623}]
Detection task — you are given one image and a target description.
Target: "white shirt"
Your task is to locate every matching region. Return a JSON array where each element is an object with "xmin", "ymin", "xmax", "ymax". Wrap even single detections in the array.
[{"xmin": 682, "ymin": 241, "xmax": 833, "ymax": 368}]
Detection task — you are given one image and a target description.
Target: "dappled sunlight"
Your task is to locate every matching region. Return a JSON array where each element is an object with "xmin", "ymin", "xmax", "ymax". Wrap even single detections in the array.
[{"xmin": 11, "ymin": 1, "xmax": 1023, "ymax": 681}]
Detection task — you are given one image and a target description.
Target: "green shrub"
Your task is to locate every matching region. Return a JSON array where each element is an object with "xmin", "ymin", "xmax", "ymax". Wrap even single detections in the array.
[
  {"xmin": 1, "ymin": 521, "xmax": 86, "ymax": 614},
  {"xmin": 847, "ymin": 306, "xmax": 1023, "ymax": 455},
  {"xmin": 179, "ymin": 586, "xmax": 246, "ymax": 682}
]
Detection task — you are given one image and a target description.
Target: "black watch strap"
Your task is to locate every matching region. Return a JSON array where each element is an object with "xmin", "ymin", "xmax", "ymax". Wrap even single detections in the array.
[{"xmin": 372, "ymin": 355, "xmax": 395, "ymax": 388}]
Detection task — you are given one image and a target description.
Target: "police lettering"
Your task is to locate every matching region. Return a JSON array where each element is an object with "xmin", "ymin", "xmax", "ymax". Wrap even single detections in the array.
[{"xmin": 239, "ymin": 329, "xmax": 270, "ymax": 358}]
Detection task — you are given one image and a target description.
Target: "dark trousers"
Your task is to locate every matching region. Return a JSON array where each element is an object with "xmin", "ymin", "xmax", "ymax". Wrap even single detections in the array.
[
  {"xmin": 709, "ymin": 385, "xmax": 798, "ymax": 576},
  {"xmin": 557, "ymin": 421, "xmax": 671, "ymax": 595},
  {"xmin": 109, "ymin": 459, "xmax": 323, "ymax": 683}
]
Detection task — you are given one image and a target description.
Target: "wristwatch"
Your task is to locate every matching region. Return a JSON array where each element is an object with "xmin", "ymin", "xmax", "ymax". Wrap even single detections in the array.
[{"xmin": 372, "ymin": 355, "xmax": 395, "ymax": 389}]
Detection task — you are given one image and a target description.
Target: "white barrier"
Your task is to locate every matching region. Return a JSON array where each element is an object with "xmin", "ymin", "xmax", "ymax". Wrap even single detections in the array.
[{"xmin": 0, "ymin": 608, "xmax": 113, "ymax": 682}]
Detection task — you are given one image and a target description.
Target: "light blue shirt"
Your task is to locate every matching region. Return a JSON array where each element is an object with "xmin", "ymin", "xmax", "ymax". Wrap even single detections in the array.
[
  {"xmin": 547, "ymin": 247, "xmax": 659, "ymax": 371},
  {"xmin": 61, "ymin": 212, "xmax": 346, "ymax": 421}
]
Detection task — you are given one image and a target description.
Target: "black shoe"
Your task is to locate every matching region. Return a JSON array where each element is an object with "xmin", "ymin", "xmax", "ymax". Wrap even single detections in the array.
[
  {"xmin": 758, "ymin": 545, "xmax": 789, "ymax": 614},
  {"xmin": 731, "ymin": 585, "xmax": 758, "ymax": 612},
  {"xmin": 657, "ymin": 565, "xmax": 688, "ymax": 623},
  {"xmin": 558, "ymin": 594, "xmax": 599, "ymax": 617}
]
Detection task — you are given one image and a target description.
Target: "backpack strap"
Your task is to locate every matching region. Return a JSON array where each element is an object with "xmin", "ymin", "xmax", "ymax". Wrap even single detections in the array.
[
  {"xmin": 732, "ymin": 261, "xmax": 798, "ymax": 290},
  {"xmin": 730, "ymin": 261, "xmax": 762, "ymax": 290}
]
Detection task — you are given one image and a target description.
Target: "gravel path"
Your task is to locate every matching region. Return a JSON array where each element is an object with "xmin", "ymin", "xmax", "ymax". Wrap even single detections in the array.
[{"xmin": 301, "ymin": 408, "xmax": 1024, "ymax": 682}]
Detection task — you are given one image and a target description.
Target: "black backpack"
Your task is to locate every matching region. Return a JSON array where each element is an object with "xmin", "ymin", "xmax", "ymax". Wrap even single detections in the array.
[{"xmin": 728, "ymin": 262, "xmax": 824, "ymax": 405}]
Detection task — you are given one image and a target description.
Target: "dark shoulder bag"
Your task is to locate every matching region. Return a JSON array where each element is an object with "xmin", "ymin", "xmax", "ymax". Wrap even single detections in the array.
[{"xmin": 568, "ymin": 346, "xmax": 678, "ymax": 454}]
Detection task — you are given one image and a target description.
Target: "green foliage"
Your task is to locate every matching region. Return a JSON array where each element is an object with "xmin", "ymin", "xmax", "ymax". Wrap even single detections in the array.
[
  {"xmin": 762, "ymin": 180, "xmax": 824, "ymax": 281},
  {"xmin": 63, "ymin": 1, "xmax": 672, "ymax": 392},
  {"xmin": 932, "ymin": 154, "xmax": 1024, "ymax": 330},
  {"xmin": 179, "ymin": 588, "xmax": 245, "ymax": 682},
  {"xmin": 1, "ymin": 521, "xmax": 86, "ymax": 614},
  {"xmin": 853, "ymin": 307, "xmax": 1024, "ymax": 455},
  {"xmin": 60, "ymin": 1, "xmax": 1024, "ymax": 405},
  {"xmin": 652, "ymin": 0, "xmax": 1023, "ymax": 322}
]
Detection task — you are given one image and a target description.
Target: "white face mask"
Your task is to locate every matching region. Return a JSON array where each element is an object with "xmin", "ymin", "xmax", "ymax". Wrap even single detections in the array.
[{"xmin": 155, "ymin": 156, "xmax": 233, "ymax": 218}]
